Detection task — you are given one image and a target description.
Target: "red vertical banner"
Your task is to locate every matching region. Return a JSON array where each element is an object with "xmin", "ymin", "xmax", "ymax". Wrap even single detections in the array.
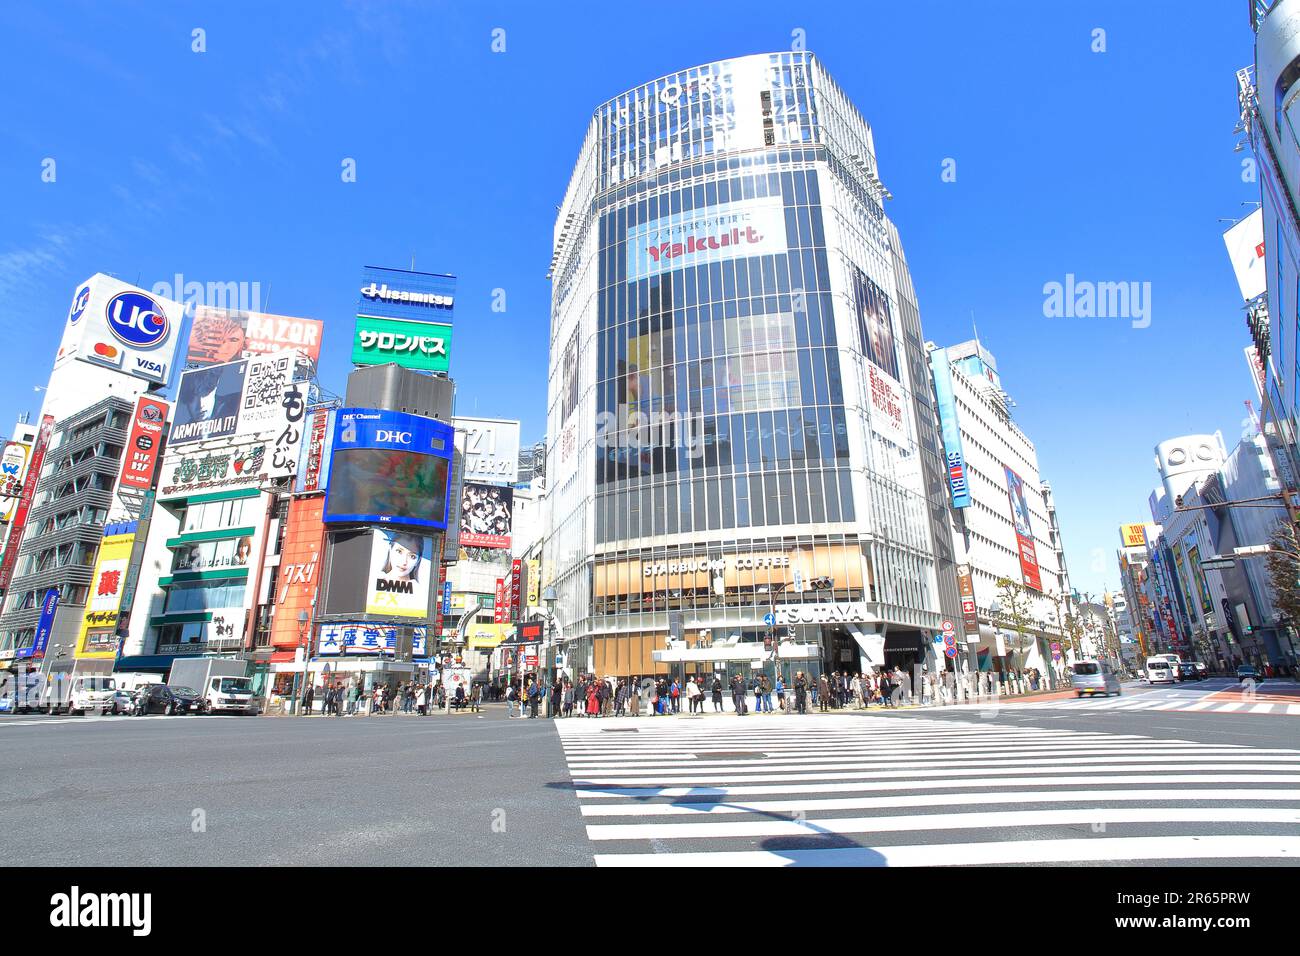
[
  {"xmin": 118, "ymin": 397, "xmax": 169, "ymax": 490},
  {"xmin": 510, "ymin": 558, "xmax": 522, "ymax": 623},
  {"xmin": 0, "ymin": 414, "xmax": 54, "ymax": 593},
  {"xmin": 303, "ymin": 409, "xmax": 328, "ymax": 492},
  {"xmin": 1003, "ymin": 465, "xmax": 1043, "ymax": 591},
  {"xmin": 494, "ymin": 577, "xmax": 505, "ymax": 624},
  {"xmin": 432, "ymin": 556, "xmax": 445, "ymax": 638}
]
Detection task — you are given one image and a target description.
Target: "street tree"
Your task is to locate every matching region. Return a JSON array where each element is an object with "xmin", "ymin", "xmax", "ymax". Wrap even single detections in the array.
[
  {"xmin": 994, "ymin": 577, "xmax": 1035, "ymax": 674},
  {"xmin": 1265, "ymin": 518, "xmax": 1300, "ymax": 631}
]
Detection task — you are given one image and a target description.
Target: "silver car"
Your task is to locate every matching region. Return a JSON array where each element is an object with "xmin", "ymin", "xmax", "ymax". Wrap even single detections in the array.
[{"xmin": 1071, "ymin": 660, "xmax": 1121, "ymax": 697}]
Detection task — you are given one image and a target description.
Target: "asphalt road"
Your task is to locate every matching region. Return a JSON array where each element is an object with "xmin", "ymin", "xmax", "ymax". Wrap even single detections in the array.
[
  {"xmin": 0, "ymin": 705, "xmax": 592, "ymax": 866},
  {"xmin": 3, "ymin": 680, "xmax": 1296, "ymax": 867},
  {"xmin": 902, "ymin": 679, "xmax": 1300, "ymax": 749}
]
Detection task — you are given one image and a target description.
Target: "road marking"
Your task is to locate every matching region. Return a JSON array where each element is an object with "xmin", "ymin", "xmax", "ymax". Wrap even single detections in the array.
[
  {"xmin": 592, "ymin": 836, "xmax": 1300, "ymax": 867},
  {"xmin": 584, "ymin": 806, "xmax": 1300, "ymax": 841},
  {"xmin": 580, "ymin": 788, "xmax": 1300, "ymax": 817},
  {"xmin": 575, "ymin": 774, "xmax": 1300, "ymax": 799}
]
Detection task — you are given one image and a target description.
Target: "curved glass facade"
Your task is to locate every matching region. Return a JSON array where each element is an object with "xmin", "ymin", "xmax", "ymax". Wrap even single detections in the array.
[
  {"xmin": 545, "ymin": 52, "xmax": 947, "ymax": 679},
  {"xmin": 595, "ymin": 155, "xmax": 855, "ymax": 542}
]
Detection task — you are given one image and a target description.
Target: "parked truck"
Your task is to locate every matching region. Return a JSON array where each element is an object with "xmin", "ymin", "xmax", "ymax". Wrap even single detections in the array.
[{"xmin": 167, "ymin": 658, "xmax": 257, "ymax": 714}]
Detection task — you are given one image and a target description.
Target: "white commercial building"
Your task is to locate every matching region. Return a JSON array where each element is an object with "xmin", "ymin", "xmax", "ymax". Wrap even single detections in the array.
[{"xmin": 929, "ymin": 339, "xmax": 1071, "ymax": 681}]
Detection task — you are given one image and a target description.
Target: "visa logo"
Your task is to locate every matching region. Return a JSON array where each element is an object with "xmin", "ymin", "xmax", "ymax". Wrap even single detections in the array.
[{"xmin": 136, "ymin": 358, "xmax": 164, "ymax": 375}]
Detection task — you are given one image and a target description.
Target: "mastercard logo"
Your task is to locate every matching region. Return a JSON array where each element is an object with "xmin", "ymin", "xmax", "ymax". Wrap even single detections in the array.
[{"xmin": 93, "ymin": 342, "xmax": 119, "ymax": 358}]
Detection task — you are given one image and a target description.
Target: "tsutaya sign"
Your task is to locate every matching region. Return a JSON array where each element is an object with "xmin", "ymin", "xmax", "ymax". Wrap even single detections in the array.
[
  {"xmin": 774, "ymin": 602, "xmax": 871, "ymax": 625},
  {"xmin": 644, "ymin": 554, "xmax": 790, "ymax": 577}
]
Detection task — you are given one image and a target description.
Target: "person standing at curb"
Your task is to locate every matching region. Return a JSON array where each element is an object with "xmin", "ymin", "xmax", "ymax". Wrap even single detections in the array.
[{"xmin": 794, "ymin": 671, "xmax": 808, "ymax": 714}]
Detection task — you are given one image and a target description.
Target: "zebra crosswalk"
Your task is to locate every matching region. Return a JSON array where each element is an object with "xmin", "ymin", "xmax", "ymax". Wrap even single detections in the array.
[
  {"xmin": 989, "ymin": 688, "xmax": 1300, "ymax": 717},
  {"xmin": 556, "ymin": 714, "xmax": 1300, "ymax": 866}
]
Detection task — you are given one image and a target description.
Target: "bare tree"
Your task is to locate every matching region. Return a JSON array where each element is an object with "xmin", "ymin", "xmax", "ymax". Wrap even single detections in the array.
[{"xmin": 1265, "ymin": 519, "xmax": 1300, "ymax": 631}]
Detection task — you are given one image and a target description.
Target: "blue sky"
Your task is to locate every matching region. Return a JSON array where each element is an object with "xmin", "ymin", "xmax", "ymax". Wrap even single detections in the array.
[{"xmin": 0, "ymin": 0, "xmax": 1261, "ymax": 599}]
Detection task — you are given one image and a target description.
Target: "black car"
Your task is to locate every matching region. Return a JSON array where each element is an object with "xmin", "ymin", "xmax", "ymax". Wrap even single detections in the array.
[{"xmin": 137, "ymin": 684, "xmax": 204, "ymax": 715}]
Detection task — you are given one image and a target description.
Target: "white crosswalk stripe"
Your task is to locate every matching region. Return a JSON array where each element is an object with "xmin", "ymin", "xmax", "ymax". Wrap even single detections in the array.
[
  {"xmin": 556, "ymin": 715, "xmax": 1300, "ymax": 867},
  {"xmin": 965, "ymin": 687, "xmax": 1300, "ymax": 716}
]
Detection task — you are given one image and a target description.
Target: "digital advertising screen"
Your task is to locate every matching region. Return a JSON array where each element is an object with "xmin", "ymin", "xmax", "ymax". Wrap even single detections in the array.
[{"xmin": 324, "ymin": 408, "xmax": 454, "ymax": 529}]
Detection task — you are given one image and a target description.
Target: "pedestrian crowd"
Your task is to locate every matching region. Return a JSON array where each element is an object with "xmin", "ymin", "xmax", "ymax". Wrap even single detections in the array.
[
  {"xmin": 301, "ymin": 678, "xmax": 483, "ymax": 716},
  {"xmin": 490, "ymin": 667, "xmax": 938, "ymax": 719}
]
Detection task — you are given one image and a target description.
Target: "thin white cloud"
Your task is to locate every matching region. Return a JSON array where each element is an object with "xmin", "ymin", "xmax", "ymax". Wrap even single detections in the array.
[{"xmin": 0, "ymin": 229, "xmax": 81, "ymax": 305}]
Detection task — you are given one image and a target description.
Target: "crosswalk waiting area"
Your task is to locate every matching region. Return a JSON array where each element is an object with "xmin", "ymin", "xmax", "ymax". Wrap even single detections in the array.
[{"xmin": 557, "ymin": 715, "xmax": 1300, "ymax": 866}]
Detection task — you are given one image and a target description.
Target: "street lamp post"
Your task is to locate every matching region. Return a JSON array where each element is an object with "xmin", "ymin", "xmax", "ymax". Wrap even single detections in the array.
[{"xmin": 291, "ymin": 610, "xmax": 311, "ymax": 715}]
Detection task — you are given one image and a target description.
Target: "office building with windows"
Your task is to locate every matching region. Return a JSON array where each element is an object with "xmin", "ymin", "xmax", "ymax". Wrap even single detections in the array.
[
  {"xmin": 543, "ymin": 52, "xmax": 952, "ymax": 681},
  {"xmin": 0, "ymin": 398, "xmax": 134, "ymax": 674},
  {"xmin": 928, "ymin": 340, "xmax": 1070, "ymax": 678}
]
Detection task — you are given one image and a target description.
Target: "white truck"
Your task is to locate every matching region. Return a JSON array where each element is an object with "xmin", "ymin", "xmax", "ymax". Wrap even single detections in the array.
[
  {"xmin": 68, "ymin": 675, "xmax": 120, "ymax": 715},
  {"xmin": 167, "ymin": 658, "xmax": 257, "ymax": 714}
]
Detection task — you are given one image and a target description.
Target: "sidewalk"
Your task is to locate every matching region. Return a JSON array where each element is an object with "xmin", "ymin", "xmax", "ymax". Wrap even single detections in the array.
[{"xmin": 542, "ymin": 685, "xmax": 1077, "ymax": 719}]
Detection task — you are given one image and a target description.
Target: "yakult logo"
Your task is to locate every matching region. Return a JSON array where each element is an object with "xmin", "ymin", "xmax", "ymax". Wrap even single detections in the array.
[{"xmin": 645, "ymin": 225, "xmax": 765, "ymax": 265}]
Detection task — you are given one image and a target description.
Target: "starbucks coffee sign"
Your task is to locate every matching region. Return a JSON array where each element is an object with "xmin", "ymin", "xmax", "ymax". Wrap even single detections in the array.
[{"xmin": 644, "ymin": 554, "xmax": 789, "ymax": 577}]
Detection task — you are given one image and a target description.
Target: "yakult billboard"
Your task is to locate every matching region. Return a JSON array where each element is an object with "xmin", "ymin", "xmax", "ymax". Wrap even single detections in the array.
[
  {"xmin": 626, "ymin": 197, "xmax": 788, "ymax": 283},
  {"xmin": 56, "ymin": 274, "xmax": 184, "ymax": 385}
]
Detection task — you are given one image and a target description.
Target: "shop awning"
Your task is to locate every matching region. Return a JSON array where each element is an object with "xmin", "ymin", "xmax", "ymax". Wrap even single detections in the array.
[
  {"xmin": 113, "ymin": 655, "xmax": 176, "ymax": 673},
  {"xmin": 848, "ymin": 628, "xmax": 885, "ymax": 666}
]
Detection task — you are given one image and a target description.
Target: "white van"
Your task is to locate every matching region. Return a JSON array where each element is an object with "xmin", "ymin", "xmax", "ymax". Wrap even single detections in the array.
[
  {"xmin": 1145, "ymin": 657, "xmax": 1176, "ymax": 684},
  {"xmin": 1071, "ymin": 660, "xmax": 1121, "ymax": 697},
  {"xmin": 69, "ymin": 676, "xmax": 119, "ymax": 716}
]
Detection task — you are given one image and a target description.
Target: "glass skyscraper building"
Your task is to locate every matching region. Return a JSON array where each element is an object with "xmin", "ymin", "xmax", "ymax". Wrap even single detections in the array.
[{"xmin": 544, "ymin": 52, "xmax": 957, "ymax": 680}]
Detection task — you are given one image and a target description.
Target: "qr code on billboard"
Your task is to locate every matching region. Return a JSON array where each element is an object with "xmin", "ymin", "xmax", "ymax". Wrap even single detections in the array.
[{"xmin": 243, "ymin": 356, "xmax": 290, "ymax": 411}]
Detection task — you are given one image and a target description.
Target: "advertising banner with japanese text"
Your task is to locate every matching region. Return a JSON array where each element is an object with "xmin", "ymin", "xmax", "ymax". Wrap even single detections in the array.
[
  {"xmin": 1004, "ymin": 465, "xmax": 1043, "ymax": 591},
  {"xmin": 119, "ymin": 396, "xmax": 169, "ymax": 491}
]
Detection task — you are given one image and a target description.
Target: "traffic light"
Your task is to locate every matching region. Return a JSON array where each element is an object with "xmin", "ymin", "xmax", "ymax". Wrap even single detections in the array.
[{"xmin": 809, "ymin": 576, "xmax": 835, "ymax": 590}]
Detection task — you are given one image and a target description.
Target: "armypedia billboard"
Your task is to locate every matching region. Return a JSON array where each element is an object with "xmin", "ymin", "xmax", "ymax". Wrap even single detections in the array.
[{"xmin": 352, "ymin": 315, "xmax": 452, "ymax": 373}]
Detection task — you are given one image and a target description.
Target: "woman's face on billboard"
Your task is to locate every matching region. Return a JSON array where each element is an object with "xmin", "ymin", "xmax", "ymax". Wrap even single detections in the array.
[{"xmin": 388, "ymin": 541, "xmax": 419, "ymax": 578}]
